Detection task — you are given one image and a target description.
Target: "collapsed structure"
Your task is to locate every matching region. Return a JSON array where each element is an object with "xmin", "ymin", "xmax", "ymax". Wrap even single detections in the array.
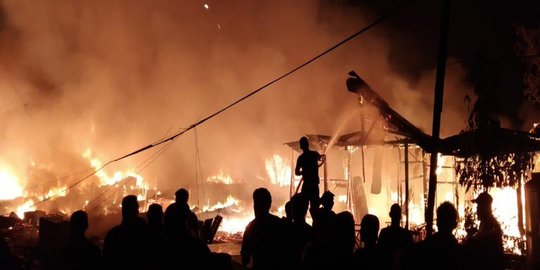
[{"xmin": 283, "ymin": 71, "xmax": 540, "ymax": 261}]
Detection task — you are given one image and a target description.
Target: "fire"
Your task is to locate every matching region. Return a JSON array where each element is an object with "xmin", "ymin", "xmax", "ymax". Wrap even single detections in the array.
[
  {"xmin": 82, "ymin": 148, "xmax": 145, "ymax": 187},
  {"xmin": 265, "ymin": 154, "xmax": 296, "ymax": 187},
  {"xmin": 220, "ymin": 216, "xmax": 252, "ymax": 234},
  {"xmin": 408, "ymin": 200, "xmax": 424, "ymax": 226},
  {"xmin": 436, "ymin": 153, "xmax": 446, "ymax": 175},
  {"xmin": 207, "ymin": 169, "xmax": 235, "ymax": 185},
  {"xmin": 37, "ymin": 186, "xmax": 67, "ymax": 201},
  {"xmin": 0, "ymin": 168, "xmax": 23, "ymax": 200},
  {"xmin": 490, "ymin": 187, "xmax": 521, "ymax": 238},
  {"xmin": 16, "ymin": 200, "xmax": 35, "ymax": 219},
  {"xmin": 202, "ymin": 195, "xmax": 240, "ymax": 212}
]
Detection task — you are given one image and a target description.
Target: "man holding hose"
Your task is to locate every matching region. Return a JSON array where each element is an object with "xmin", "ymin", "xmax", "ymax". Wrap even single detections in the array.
[{"xmin": 295, "ymin": 136, "xmax": 326, "ymax": 216}]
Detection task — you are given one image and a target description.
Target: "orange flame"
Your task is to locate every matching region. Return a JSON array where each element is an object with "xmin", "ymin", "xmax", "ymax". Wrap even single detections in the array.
[{"xmin": 0, "ymin": 167, "xmax": 23, "ymax": 200}]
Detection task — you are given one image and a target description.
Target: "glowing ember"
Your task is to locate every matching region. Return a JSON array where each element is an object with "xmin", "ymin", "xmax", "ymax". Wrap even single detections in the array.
[{"xmin": 0, "ymin": 168, "xmax": 23, "ymax": 200}]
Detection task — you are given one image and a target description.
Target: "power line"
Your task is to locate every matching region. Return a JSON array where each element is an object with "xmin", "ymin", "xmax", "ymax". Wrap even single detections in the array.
[
  {"xmin": 85, "ymin": 140, "xmax": 175, "ymax": 214},
  {"xmin": 92, "ymin": 0, "xmax": 410, "ymax": 167},
  {"xmin": 11, "ymin": 1, "xmax": 409, "ymax": 211},
  {"xmin": 23, "ymin": 128, "xmax": 186, "ymax": 212},
  {"xmin": 82, "ymin": 128, "xmax": 183, "ymax": 212}
]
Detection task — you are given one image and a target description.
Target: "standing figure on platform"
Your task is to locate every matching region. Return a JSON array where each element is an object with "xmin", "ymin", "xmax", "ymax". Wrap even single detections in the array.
[{"xmin": 295, "ymin": 136, "xmax": 326, "ymax": 216}]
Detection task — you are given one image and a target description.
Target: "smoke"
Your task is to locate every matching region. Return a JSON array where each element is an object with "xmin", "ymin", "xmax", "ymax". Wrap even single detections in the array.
[{"xmin": 0, "ymin": 0, "xmax": 479, "ymax": 208}]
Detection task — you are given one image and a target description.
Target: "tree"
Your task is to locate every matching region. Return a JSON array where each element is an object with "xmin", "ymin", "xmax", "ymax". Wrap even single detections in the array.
[{"xmin": 456, "ymin": 53, "xmax": 535, "ymax": 191}]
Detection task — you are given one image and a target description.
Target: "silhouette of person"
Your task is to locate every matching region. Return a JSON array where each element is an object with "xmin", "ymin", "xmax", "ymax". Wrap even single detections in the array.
[
  {"xmin": 172, "ymin": 188, "xmax": 201, "ymax": 239},
  {"xmin": 333, "ymin": 211, "xmax": 356, "ymax": 269},
  {"xmin": 175, "ymin": 188, "xmax": 190, "ymax": 212},
  {"xmin": 378, "ymin": 204, "xmax": 413, "ymax": 256},
  {"xmin": 354, "ymin": 214, "xmax": 392, "ymax": 270},
  {"xmin": 103, "ymin": 195, "xmax": 148, "ymax": 269},
  {"xmin": 146, "ymin": 203, "xmax": 166, "ymax": 268},
  {"xmin": 319, "ymin": 191, "xmax": 335, "ymax": 212},
  {"xmin": 287, "ymin": 193, "xmax": 314, "ymax": 269},
  {"xmin": 163, "ymin": 203, "xmax": 211, "ymax": 268},
  {"xmin": 466, "ymin": 192, "xmax": 505, "ymax": 270},
  {"xmin": 300, "ymin": 204, "xmax": 337, "ymax": 270},
  {"xmin": 241, "ymin": 188, "xmax": 286, "ymax": 270},
  {"xmin": 295, "ymin": 136, "xmax": 326, "ymax": 216},
  {"xmin": 283, "ymin": 200, "xmax": 293, "ymax": 224},
  {"xmin": 314, "ymin": 191, "xmax": 335, "ymax": 219},
  {"xmin": 147, "ymin": 203, "xmax": 165, "ymax": 243},
  {"xmin": 404, "ymin": 202, "xmax": 465, "ymax": 270},
  {"xmin": 59, "ymin": 210, "xmax": 101, "ymax": 270}
]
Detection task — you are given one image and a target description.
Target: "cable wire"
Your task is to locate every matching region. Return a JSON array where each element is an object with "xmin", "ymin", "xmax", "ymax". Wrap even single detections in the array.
[{"xmin": 12, "ymin": 1, "xmax": 409, "ymax": 212}]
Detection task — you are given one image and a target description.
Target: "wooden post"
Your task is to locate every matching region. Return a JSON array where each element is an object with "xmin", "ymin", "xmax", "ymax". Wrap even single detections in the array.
[
  {"xmin": 290, "ymin": 149, "xmax": 294, "ymax": 198},
  {"xmin": 324, "ymin": 155, "xmax": 328, "ymax": 192},
  {"xmin": 405, "ymin": 142, "xmax": 410, "ymax": 230},
  {"xmin": 426, "ymin": 0, "xmax": 451, "ymax": 237}
]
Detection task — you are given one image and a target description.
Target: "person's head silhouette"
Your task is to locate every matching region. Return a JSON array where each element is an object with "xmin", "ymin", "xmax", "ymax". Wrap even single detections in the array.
[
  {"xmin": 436, "ymin": 201, "xmax": 458, "ymax": 234},
  {"xmin": 336, "ymin": 211, "xmax": 356, "ymax": 253},
  {"xmin": 360, "ymin": 214, "xmax": 379, "ymax": 247},
  {"xmin": 253, "ymin": 188, "xmax": 272, "ymax": 218},
  {"xmin": 299, "ymin": 136, "xmax": 309, "ymax": 151},
  {"xmin": 147, "ymin": 203, "xmax": 163, "ymax": 226},
  {"xmin": 320, "ymin": 191, "xmax": 335, "ymax": 210},
  {"xmin": 291, "ymin": 193, "xmax": 309, "ymax": 222},
  {"xmin": 165, "ymin": 203, "xmax": 185, "ymax": 227},
  {"xmin": 389, "ymin": 203, "xmax": 402, "ymax": 226},
  {"xmin": 121, "ymin": 195, "xmax": 139, "ymax": 221},
  {"xmin": 472, "ymin": 192, "xmax": 493, "ymax": 221},
  {"xmin": 284, "ymin": 200, "xmax": 293, "ymax": 222},
  {"xmin": 175, "ymin": 188, "xmax": 189, "ymax": 205},
  {"xmin": 70, "ymin": 210, "xmax": 89, "ymax": 237}
]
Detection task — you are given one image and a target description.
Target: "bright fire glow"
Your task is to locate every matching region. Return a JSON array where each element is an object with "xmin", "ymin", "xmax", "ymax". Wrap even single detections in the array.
[
  {"xmin": 207, "ymin": 169, "xmax": 235, "ymax": 185},
  {"xmin": 408, "ymin": 200, "xmax": 424, "ymax": 226},
  {"xmin": 491, "ymin": 187, "xmax": 521, "ymax": 238},
  {"xmin": 83, "ymin": 148, "xmax": 144, "ymax": 187},
  {"xmin": 436, "ymin": 153, "xmax": 445, "ymax": 175},
  {"xmin": 202, "ymin": 195, "xmax": 240, "ymax": 212},
  {"xmin": 265, "ymin": 154, "xmax": 295, "ymax": 187},
  {"xmin": 0, "ymin": 168, "xmax": 23, "ymax": 200},
  {"xmin": 220, "ymin": 216, "xmax": 251, "ymax": 234},
  {"xmin": 37, "ymin": 186, "xmax": 68, "ymax": 201},
  {"xmin": 16, "ymin": 200, "xmax": 35, "ymax": 219}
]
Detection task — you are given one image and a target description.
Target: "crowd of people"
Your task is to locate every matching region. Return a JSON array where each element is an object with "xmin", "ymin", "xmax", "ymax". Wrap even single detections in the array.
[
  {"xmin": 0, "ymin": 138, "xmax": 507, "ymax": 269},
  {"xmin": 241, "ymin": 188, "xmax": 505, "ymax": 270},
  {"xmin": 0, "ymin": 188, "xmax": 234, "ymax": 270},
  {"xmin": 0, "ymin": 185, "xmax": 506, "ymax": 270}
]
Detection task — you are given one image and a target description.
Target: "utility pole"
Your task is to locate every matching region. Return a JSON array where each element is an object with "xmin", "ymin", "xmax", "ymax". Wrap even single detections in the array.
[{"xmin": 426, "ymin": 0, "xmax": 451, "ymax": 237}]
